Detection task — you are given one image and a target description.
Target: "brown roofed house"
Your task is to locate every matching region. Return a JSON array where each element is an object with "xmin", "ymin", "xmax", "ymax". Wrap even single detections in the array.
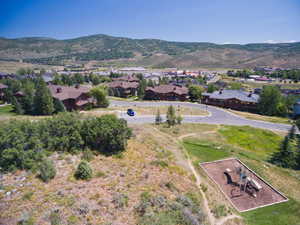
[
  {"xmin": 108, "ymin": 81, "xmax": 139, "ymax": 98},
  {"xmin": 144, "ymin": 84, "xmax": 188, "ymax": 101},
  {"xmin": 112, "ymin": 75, "xmax": 139, "ymax": 83},
  {"xmin": 48, "ymin": 84, "xmax": 94, "ymax": 111}
]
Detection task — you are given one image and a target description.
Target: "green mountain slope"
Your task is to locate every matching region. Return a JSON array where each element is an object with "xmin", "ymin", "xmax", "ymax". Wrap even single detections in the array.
[{"xmin": 0, "ymin": 34, "xmax": 299, "ymax": 68}]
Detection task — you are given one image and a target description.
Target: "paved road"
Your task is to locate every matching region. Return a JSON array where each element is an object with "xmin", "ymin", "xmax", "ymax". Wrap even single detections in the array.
[{"xmin": 110, "ymin": 100, "xmax": 293, "ymax": 133}]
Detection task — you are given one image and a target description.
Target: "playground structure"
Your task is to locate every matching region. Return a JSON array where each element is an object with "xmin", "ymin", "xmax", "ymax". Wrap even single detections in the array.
[
  {"xmin": 200, "ymin": 158, "xmax": 288, "ymax": 212},
  {"xmin": 224, "ymin": 164, "xmax": 263, "ymax": 199}
]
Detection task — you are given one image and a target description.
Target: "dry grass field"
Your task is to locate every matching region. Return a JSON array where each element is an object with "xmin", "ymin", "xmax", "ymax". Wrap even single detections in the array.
[{"xmin": 0, "ymin": 124, "xmax": 206, "ymax": 225}]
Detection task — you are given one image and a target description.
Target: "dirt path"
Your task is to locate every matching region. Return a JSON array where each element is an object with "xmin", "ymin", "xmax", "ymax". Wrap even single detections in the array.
[
  {"xmin": 178, "ymin": 132, "xmax": 242, "ymax": 225},
  {"xmin": 215, "ymin": 214, "xmax": 242, "ymax": 225},
  {"xmin": 178, "ymin": 133, "xmax": 216, "ymax": 224},
  {"xmin": 149, "ymin": 127, "xmax": 242, "ymax": 225}
]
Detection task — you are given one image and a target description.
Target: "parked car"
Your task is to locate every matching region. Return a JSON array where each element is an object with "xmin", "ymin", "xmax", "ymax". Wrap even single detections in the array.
[{"xmin": 127, "ymin": 108, "xmax": 135, "ymax": 116}]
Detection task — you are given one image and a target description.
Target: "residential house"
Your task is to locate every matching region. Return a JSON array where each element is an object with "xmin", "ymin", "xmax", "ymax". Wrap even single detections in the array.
[
  {"xmin": 144, "ymin": 84, "xmax": 188, "ymax": 101},
  {"xmin": 112, "ymin": 75, "xmax": 139, "ymax": 83},
  {"xmin": 202, "ymin": 89, "xmax": 259, "ymax": 112},
  {"xmin": 108, "ymin": 81, "xmax": 139, "ymax": 98},
  {"xmin": 48, "ymin": 84, "xmax": 94, "ymax": 111}
]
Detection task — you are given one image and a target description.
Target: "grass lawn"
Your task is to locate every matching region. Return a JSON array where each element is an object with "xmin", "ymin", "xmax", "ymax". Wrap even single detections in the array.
[
  {"xmin": 182, "ymin": 139, "xmax": 231, "ymax": 163},
  {"xmin": 219, "ymin": 125, "xmax": 282, "ymax": 159},
  {"xmin": 228, "ymin": 109, "xmax": 292, "ymax": 124},
  {"xmin": 0, "ymin": 105, "xmax": 16, "ymax": 116},
  {"xmin": 243, "ymin": 199, "xmax": 300, "ymax": 225}
]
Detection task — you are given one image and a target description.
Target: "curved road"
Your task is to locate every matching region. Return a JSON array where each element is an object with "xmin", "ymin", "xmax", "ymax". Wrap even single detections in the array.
[{"xmin": 110, "ymin": 100, "xmax": 292, "ymax": 133}]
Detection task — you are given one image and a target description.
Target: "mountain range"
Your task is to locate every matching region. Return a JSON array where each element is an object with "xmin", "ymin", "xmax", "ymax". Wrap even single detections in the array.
[{"xmin": 0, "ymin": 34, "xmax": 299, "ymax": 68}]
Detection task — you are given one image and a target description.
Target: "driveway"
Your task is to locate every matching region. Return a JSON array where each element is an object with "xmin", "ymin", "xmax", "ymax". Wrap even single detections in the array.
[{"xmin": 109, "ymin": 100, "xmax": 293, "ymax": 133}]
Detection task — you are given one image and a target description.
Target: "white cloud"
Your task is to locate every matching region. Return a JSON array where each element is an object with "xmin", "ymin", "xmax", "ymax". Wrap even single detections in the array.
[
  {"xmin": 222, "ymin": 42, "xmax": 232, "ymax": 44},
  {"xmin": 264, "ymin": 40, "xmax": 298, "ymax": 44}
]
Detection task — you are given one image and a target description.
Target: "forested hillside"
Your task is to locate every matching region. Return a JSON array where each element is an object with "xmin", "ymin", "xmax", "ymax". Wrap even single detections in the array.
[{"xmin": 0, "ymin": 34, "xmax": 300, "ymax": 68}]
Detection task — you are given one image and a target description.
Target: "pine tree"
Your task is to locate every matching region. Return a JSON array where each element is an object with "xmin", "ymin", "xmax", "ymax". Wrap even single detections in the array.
[
  {"xmin": 166, "ymin": 105, "xmax": 176, "ymax": 127},
  {"xmin": 34, "ymin": 79, "xmax": 54, "ymax": 115},
  {"xmin": 270, "ymin": 126, "xmax": 297, "ymax": 168},
  {"xmin": 137, "ymin": 79, "xmax": 147, "ymax": 99},
  {"xmin": 288, "ymin": 124, "xmax": 297, "ymax": 139},
  {"xmin": 21, "ymin": 81, "xmax": 35, "ymax": 114},
  {"xmin": 155, "ymin": 109, "xmax": 162, "ymax": 125},
  {"xmin": 53, "ymin": 98, "xmax": 66, "ymax": 113},
  {"xmin": 12, "ymin": 97, "xmax": 24, "ymax": 115}
]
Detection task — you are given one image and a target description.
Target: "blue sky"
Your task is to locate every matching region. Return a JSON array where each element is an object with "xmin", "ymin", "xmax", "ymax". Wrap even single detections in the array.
[{"xmin": 0, "ymin": 0, "xmax": 299, "ymax": 44}]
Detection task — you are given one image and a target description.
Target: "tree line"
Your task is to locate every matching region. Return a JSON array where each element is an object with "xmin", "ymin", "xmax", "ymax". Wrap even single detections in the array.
[
  {"xmin": 52, "ymin": 73, "xmax": 111, "ymax": 86},
  {"xmin": 2, "ymin": 78, "xmax": 63, "ymax": 115},
  {"xmin": 227, "ymin": 69, "xmax": 300, "ymax": 82},
  {"xmin": 0, "ymin": 113, "xmax": 132, "ymax": 172}
]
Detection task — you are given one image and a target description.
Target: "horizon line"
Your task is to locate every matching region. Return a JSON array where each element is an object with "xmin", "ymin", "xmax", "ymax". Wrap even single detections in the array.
[{"xmin": 0, "ymin": 33, "xmax": 299, "ymax": 46}]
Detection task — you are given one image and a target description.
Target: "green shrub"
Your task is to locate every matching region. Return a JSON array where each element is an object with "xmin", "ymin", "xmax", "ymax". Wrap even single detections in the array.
[
  {"xmin": 112, "ymin": 193, "xmax": 128, "ymax": 208},
  {"xmin": 95, "ymin": 170, "xmax": 106, "ymax": 178},
  {"xmin": 39, "ymin": 160, "xmax": 56, "ymax": 182},
  {"xmin": 49, "ymin": 210, "xmax": 61, "ymax": 225},
  {"xmin": 213, "ymin": 205, "xmax": 227, "ymax": 218},
  {"xmin": 22, "ymin": 191, "xmax": 34, "ymax": 200},
  {"xmin": 150, "ymin": 160, "xmax": 168, "ymax": 168},
  {"xmin": 81, "ymin": 114, "xmax": 132, "ymax": 155},
  {"xmin": 74, "ymin": 161, "xmax": 93, "ymax": 180}
]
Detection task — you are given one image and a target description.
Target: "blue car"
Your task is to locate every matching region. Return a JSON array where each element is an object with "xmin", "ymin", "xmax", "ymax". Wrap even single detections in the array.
[{"xmin": 127, "ymin": 108, "xmax": 135, "ymax": 116}]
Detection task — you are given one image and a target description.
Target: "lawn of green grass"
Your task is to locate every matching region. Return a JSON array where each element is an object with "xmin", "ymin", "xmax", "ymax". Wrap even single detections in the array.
[
  {"xmin": 180, "ymin": 125, "xmax": 300, "ymax": 225},
  {"xmin": 0, "ymin": 105, "xmax": 16, "ymax": 116},
  {"xmin": 243, "ymin": 199, "xmax": 300, "ymax": 225},
  {"xmin": 182, "ymin": 139, "xmax": 231, "ymax": 163},
  {"xmin": 219, "ymin": 126, "xmax": 282, "ymax": 159}
]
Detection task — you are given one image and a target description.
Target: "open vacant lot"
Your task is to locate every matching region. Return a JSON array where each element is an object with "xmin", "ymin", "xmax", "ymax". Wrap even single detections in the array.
[{"xmin": 201, "ymin": 158, "xmax": 288, "ymax": 212}]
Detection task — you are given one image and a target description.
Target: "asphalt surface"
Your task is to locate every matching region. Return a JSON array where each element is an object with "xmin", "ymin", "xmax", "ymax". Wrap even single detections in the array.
[{"xmin": 110, "ymin": 100, "xmax": 292, "ymax": 133}]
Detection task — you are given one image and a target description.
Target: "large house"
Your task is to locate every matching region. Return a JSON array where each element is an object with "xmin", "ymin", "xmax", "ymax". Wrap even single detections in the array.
[
  {"xmin": 112, "ymin": 75, "xmax": 139, "ymax": 83},
  {"xmin": 202, "ymin": 89, "xmax": 259, "ymax": 112},
  {"xmin": 108, "ymin": 81, "xmax": 139, "ymax": 98},
  {"xmin": 48, "ymin": 85, "xmax": 94, "ymax": 111},
  {"xmin": 144, "ymin": 84, "xmax": 188, "ymax": 101},
  {"xmin": 0, "ymin": 83, "xmax": 8, "ymax": 101}
]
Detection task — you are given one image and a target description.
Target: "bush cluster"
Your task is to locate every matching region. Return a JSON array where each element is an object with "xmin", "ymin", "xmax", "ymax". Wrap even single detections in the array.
[
  {"xmin": 136, "ymin": 193, "xmax": 205, "ymax": 225},
  {"xmin": 0, "ymin": 113, "xmax": 132, "ymax": 172},
  {"xmin": 39, "ymin": 160, "xmax": 56, "ymax": 182},
  {"xmin": 74, "ymin": 161, "xmax": 93, "ymax": 180}
]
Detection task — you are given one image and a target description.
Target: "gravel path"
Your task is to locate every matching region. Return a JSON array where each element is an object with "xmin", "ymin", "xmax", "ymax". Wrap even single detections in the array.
[{"xmin": 110, "ymin": 100, "xmax": 292, "ymax": 133}]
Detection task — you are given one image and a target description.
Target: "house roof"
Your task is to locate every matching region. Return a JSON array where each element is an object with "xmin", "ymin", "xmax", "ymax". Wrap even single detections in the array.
[
  {"xmin": 108, "ymin": 81, "xmax": 139, "ymax": 89},
  {"xmin": 203, "ymin": 90, "xmax": 259, "ymax": 103},
  {"xmin": 48, "ymin": 85, "xmax": 91, "ymax": 101},
  {"xmin": 0, "ymin": 83, "xmax": 8, "ymax": 89},
  {"xmin": 113, "ymin": 75, "xmax": 139, "ymax": 82},
  {"xmin": 146, "ymin": 85, "xmax": 188, "ymax": 95}
]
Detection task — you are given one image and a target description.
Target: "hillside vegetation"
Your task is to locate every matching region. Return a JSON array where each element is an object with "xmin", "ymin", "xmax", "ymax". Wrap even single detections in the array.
[{"xmin": 0, "ymin": 34, "xmax": 300, "ymax": 68}]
